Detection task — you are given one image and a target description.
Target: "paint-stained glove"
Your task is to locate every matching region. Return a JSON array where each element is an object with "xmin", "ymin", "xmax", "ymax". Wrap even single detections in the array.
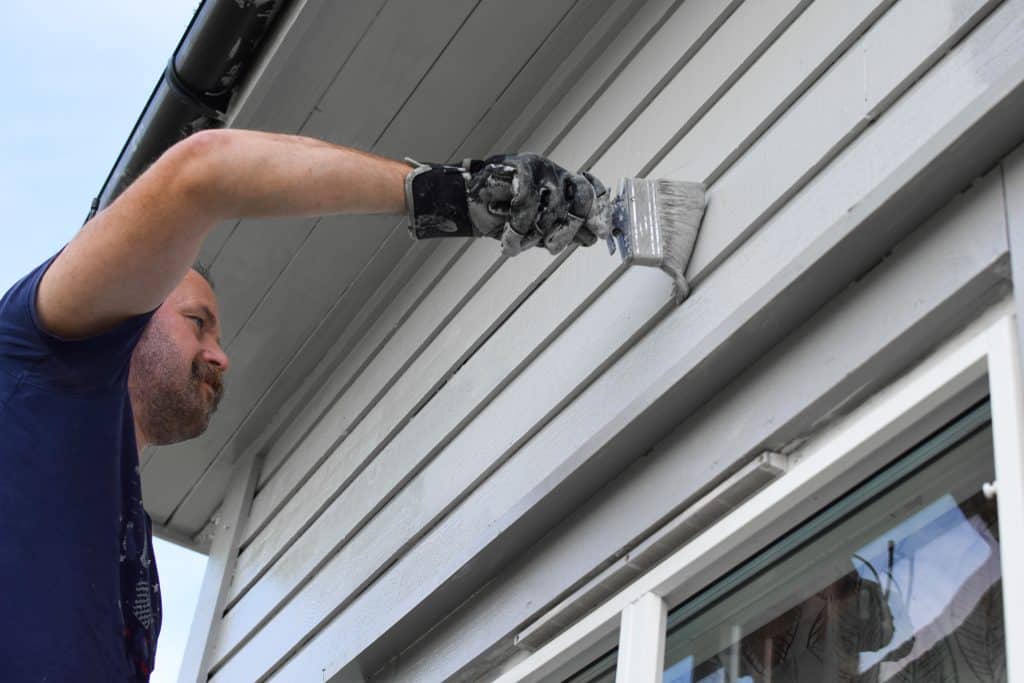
[{"xmin": 406, "ymin": 154, "xmax": 609, "ymax": 257}]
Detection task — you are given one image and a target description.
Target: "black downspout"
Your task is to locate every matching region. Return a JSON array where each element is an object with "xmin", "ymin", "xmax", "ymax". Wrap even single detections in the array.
[{"xmin": 88, "ymin": 0, "xmax": 289, "ymax": 221}]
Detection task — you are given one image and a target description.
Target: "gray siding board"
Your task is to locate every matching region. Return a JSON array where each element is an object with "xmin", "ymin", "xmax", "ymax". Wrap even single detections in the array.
[
  {"xmin": 253, "ymin": 240, "xmax": 467, "ymax": 495},
  {"xmin": 181, "ymin": 231, "xmax": 440, "ymax": 508},
  {"xmin": 373, "ymin": 161, "xmax": 1011, "ymax": 683},
  {"xmin": 236, "ymin": 0, "xmax": 749, "ymax": 579},
  {"xmin": 195, "ymin": 0, "xmax": 385, "ymax": 267},
  {"xmin": 215, "ymin": 0, "xmax": 806, "ymax": 670},
  {"xmin": 280, "ymin": 25, "xmax": 1023, "ymax": 683},
  {"xmin": 172, "ymin": 228, "xmax": 438, "ymax": 533},
  {"xmin": 224, "ymin": 0, "xmax": 815, "ymax": 651},
  {"xmin": 195, "ymin": 0, "xmax": 1024, "ymax": 680},
  {"xmin": 142, "ymin": 0, "xmax": 473, "ymax": 521},
  {"xmin": 149, "ymin": 0, "xmax": 591, "ymax": 533},
  {"xmin": 353, "ymin": 27, "xmax": 1024, "ymax": 675},
  {"xmin": 505, "ymin": 0, "xmax": 684, "ymax": 157},
  {"xmin": 485, "ymin": 0, "xmax": 659, "ymax": 156},
  {"xmin": 450, "ymin": 0, "xmax": 621, "ymax": 160},
  {"xmin": 230, "ymin": 239, "xmax": 501, "ymax": 599}
]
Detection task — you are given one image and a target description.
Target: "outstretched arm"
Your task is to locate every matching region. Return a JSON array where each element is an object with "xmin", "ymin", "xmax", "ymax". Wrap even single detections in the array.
[{"xmin": 37, "ymin": 129, "xmax": 409, "ymax": 339}]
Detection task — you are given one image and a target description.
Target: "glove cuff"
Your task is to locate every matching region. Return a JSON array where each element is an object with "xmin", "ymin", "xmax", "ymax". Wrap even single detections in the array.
[{"xmin": 405, "ymin": 161, "xmax": 480, "ymax": 240}]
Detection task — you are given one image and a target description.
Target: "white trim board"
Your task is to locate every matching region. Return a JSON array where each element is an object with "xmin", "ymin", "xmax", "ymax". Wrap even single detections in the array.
[{"xmin": 177, "ymin": 452, "xmax": 261, "ymax": 683}]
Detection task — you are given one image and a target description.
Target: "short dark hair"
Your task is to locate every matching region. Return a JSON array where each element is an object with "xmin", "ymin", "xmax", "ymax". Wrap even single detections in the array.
[{"xmin": 192, "ymin": 261, "xmax": 215, "ymax": 290}]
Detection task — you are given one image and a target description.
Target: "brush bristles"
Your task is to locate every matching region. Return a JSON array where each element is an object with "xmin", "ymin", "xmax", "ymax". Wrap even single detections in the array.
[{"xmin": 653, "ymin": 179, "xmax": 706, "ymax": 302}]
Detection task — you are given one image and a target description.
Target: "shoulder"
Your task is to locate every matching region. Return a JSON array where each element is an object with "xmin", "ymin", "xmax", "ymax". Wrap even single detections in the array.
[{"xmin": 1, "ymin": 252, "xmax": 156, "ymax": 390}]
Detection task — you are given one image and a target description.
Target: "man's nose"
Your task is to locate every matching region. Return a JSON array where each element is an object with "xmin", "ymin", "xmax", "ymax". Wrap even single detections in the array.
[{"xmin": 203, "ymin": 345, "xmax": 230, "ymax": 373}]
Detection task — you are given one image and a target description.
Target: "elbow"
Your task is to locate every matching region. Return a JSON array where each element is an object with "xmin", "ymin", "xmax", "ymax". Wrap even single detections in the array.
[{"xmin": 160, "ymin": 129, "xmax": 236, "ymax": 218}]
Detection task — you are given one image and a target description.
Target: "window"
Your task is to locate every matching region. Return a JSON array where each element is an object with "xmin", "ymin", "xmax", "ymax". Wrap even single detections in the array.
[
  {"xmin": 663, "ymin": 403, "xmax": 1003, "ymax": 682},
  {"xmin": 494, "ymin": 304, "xmax": 1024, "ymax": 683}
]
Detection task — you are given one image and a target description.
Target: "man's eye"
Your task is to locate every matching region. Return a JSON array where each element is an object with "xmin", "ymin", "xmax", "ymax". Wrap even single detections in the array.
[{"xmin": 189, "ymin": 316, "xmax": 205, "ymax": 331}]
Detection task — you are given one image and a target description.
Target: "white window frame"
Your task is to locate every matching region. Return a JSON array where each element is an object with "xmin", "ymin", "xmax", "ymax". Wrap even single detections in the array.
[{"xmin": 492, "ymin": 301, "xmax": 1024, "ymax": 683}]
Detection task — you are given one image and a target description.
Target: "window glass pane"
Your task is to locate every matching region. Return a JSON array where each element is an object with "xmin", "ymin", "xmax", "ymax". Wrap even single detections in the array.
[
  {"xmin": 664, "ymin": 410, "xmax": 1004, "ymax": 682},
  {"xmin": 563, "ymin": 648, "xmax": 616, "ymax": 683}
]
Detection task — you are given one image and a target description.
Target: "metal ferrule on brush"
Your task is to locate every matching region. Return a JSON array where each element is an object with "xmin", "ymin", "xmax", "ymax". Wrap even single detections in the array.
[
  {"xmin": 609, "ymin": 178, "xmax": 664, "ymax": 266},
  {"xmin": 606, "ymin": 177, "xmax": 707, "ymax": 303}
]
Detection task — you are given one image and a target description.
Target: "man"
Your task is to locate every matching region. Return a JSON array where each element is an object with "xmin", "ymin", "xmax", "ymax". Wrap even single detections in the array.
[{"xmin": 0, "ymin": 129, "xmax": 606, "ymax": 681}]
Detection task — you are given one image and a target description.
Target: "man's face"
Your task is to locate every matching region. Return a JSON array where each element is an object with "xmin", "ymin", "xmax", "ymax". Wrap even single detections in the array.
[{"xmin": 128, "ymin": 269, "xmax": 229, "ymax": 446}]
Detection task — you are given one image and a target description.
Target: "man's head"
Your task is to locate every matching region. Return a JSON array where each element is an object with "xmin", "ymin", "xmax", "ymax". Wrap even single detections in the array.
[{"xmin": 128, "ymin": 266, "xmax": 229, "ymax": 447}]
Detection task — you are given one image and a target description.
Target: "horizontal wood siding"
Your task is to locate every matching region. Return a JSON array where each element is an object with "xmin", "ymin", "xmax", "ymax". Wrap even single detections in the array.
[{"xmin": 205, "ymin": 0, "xmax": 1024, "ymax": 679}]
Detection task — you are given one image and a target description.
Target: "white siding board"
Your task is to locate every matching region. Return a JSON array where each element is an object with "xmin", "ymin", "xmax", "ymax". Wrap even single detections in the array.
[
  {"xmin": 209, "ymin": 0, "xmax": 891, "ymax": 674},
  {"xmin": 674, "ymin": 0, "xmax": 1000, "ymax": 283},
  {"xmin": 143, "ymin": 0, "xmax": 478, "ymax": 519},
  {"xmin": 374, "ymin": 9, "xmax": 1024, "ymax": 679},
  {"xmin": 1009, "ymin": 144, "xmax": 1024, "ymax": 266},
  {"xmin": 299, "ymin": 0, "xmax": 478, "ymax": 148},
  {"xmin": 214, "ymin": 0, "xmax": 810, "ymax": 660},
  {"xmin": 238, "ymin": 4, "xmax": 1024, "ymax": 680},
  {"xmin": 369, "ymin": 0, "xmax": 577, "ymax": 161},
  {"xmin": 228, "ymin": 243, "xmax": 553, "ymax": 604},
  {"xmin": 247, "ymin": 239, "xmax": 464, "ymax": 497},
  {"xmin": 564, "ymin": 0, "xmax": 805, "ymax": 170},
  {"xmin": 547, "ymin": 0, "xmax": 746, "ymax": 168},
  {"xmin": 214, "ymin": 248, "xmax": 638, "ymax": 666},
  {"xmin": 171, "ymin": 229, "xmax": 441, "ymax": 533},
  {"xmin": 254, "ymin": 239, "xmax": 466, "ymax": 492},
  {"xmin": 445, "ymin": 0, "xmax": 620, "ymax": 160},
  {"xmin": 650, "ymin": 0, "xmax": 897, "ymax": 188},
  {"xmin": 235, "ymin": 240, "xmax": 497, "ymax": 565},
  {"xmin": 149, "ymin": 0, "xmax": 578, "ymax": 528},
  {"xmin": 1008, "ymin": 144, "xmax": 1024, "ymax": 370},
  {"xmin": 489, "ymin": 0, "xmax": 659, "ymax": 155},
  {"xmin": 375, "ymin": 174, "xmax": 1011, "ymax": 683},
  {"xmin": 206, "ymin": 0, "xmax": 477, "ymax": 343},
  {"xmin": 196, "ymin": 0, "xmax": 390, "ymax": 268},
  {"xmin": 513, "ymin": 0, "xmax": 682, "ymax": 156}
]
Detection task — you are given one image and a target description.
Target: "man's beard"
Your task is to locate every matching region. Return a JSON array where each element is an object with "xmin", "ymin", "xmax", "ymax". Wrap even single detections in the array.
[{"xmin": 129, "ymin": 324, "xmax": 224, "ymax": 446}]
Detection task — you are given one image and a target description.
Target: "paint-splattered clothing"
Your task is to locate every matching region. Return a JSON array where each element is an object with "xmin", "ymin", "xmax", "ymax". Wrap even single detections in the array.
[{"xmin": 0, "ymin": 254, "xmax": 161, "ymax": 681}]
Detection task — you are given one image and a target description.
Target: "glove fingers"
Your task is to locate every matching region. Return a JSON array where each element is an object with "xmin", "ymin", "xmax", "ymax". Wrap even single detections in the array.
[
  {"xmin": 467, "ymin": 162, "xmax": 517, "ymax": 237},
  {"xmin": 501, "ymin": 224, "xmax": 542, "ymax": 256},
  {"xmin": 573, "ymin": 225, "xmax": 599, "ymax": 247},
  {"xmin": 565, "ymin": 174, "xmax": 596, "ymax": 219},
  {"xmin": 508, "ymin": 158, "xmax": 543, "ymax": 237},
  {"xmin": 544, "ymin": 215, "xmax": 583, "ymax": 254}
]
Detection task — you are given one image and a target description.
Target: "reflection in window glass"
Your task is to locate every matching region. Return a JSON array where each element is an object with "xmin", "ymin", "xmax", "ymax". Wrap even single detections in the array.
[
  {"xmin": 664, "ymin": 414, "xmax": 1004, "ymax": 682},
  {"xmin": 563, "ymin": 648, "xmax": 616, "ymax": 683}
]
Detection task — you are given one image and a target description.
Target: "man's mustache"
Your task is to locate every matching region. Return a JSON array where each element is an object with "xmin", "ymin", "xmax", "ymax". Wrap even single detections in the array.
[{"xmin": 191, "ymin": 360, "xmax": 225, "ymax": 407}]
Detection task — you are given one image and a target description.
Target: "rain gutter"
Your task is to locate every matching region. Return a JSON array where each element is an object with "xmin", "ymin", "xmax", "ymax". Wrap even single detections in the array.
[{"xmin": 88, "ymin": 0, "xmax": 290, "ymax": 220}]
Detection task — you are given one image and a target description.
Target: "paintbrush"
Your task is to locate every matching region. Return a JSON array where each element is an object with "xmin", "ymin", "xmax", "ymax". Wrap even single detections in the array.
[{"xmin": 602, "ymin": 178, "xmax": 706, "ymax": 304}]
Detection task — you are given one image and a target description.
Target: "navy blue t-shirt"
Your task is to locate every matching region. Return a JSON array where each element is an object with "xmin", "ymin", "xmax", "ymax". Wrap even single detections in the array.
[{"xmin": 0, "ymin": 254, "xmax": 162, "ymax": 681}]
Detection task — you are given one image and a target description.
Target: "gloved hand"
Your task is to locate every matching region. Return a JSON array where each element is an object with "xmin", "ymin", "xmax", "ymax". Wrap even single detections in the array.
[{"xmin": 406, "ymin": 154, "xmax": 609, "ymax": 257}]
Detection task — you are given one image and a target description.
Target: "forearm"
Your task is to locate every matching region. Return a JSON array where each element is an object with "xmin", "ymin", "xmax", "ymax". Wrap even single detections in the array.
[{"xmin": 179, "ymin": 128, "xmax": 409, "ymax": 221}]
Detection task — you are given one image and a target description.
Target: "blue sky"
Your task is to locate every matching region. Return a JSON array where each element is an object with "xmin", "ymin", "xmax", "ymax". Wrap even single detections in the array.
[{"xmin": 2, "ymin": 2, "xmax": 207, "ymax": 681}]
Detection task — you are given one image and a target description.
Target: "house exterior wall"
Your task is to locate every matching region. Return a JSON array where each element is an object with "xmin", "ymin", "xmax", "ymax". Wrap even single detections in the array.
[{"xmin": 188, "ymin": 0, "xmax": 1024, "ymax": 680}]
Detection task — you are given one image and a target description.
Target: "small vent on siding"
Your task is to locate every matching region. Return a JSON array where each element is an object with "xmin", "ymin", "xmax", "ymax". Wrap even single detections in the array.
[{"xmin": 513, "ymin": 451, "xmax": 788, "ymax": 653}]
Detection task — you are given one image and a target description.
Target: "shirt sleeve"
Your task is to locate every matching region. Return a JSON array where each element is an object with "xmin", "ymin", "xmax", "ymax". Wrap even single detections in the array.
[{"xmin": 0, "ymin": 251, "xmax": 157, "ymax": 392}]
